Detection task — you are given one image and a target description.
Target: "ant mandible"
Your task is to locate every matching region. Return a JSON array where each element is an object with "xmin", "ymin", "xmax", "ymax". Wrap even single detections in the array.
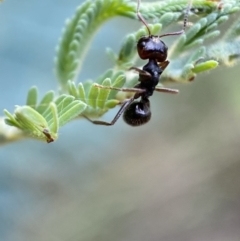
[{"xmin": 85, "ymin": 0, "xmax": 192, "ymax": 126}]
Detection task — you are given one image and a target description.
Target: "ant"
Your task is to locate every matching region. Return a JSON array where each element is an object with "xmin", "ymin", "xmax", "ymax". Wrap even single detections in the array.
[{"xmin": 85, "ymin": 0, "xmax": 192, "ymax": 126}]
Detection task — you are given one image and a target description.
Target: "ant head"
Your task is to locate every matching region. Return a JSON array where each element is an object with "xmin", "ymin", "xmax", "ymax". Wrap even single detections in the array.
[
  {"xmin": 123, "ymin": 98, "xmax": 151, "ymax": 126},
  {"xmin": 136, "ymin": 1, "xmax": 168, "ymax": 62},
  {"xmin": 136, "ymin": 0, "xmax": 192, "ymax": 62},
  {"xmin": 137, "ymin": 36, "xmax": 168, "ymax": 62}
]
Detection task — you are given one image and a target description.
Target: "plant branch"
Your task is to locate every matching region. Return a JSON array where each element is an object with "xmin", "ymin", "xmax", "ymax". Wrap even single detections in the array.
[{"xmin": 2, "ymin": 0, "xmax": 240, "ymax": 144}]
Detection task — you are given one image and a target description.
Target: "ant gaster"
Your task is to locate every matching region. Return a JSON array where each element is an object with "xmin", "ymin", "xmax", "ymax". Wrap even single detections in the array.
[{"xmin": 85, "ymin": 0, "xmax": 192, "ymax": 126}]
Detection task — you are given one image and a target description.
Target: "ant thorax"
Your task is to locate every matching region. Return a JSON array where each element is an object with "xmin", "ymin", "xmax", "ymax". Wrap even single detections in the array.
[{"xmin": 139, "ymin": 59, "xmax": 163, "ymax": 97}]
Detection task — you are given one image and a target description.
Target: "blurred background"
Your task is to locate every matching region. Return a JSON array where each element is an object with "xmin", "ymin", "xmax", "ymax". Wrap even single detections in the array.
[{"xmin": 0, "ymin": 0, "xmax": 240, "ymax": 241}]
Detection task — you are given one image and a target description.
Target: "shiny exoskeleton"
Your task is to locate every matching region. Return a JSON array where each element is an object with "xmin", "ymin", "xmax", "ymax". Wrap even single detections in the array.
[
  {"xmin": 123, "ymin": 58, "xmax": 169, "ymax": 126},
  {"xmin": 85, "ymin": 0, "xmax": 192, "ymax": 126}
]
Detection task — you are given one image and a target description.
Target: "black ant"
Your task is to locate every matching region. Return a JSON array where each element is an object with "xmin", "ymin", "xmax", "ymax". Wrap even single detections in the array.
[{"xmin": 85, "ymin": 0, "xmax": 192, "ymax": 126}]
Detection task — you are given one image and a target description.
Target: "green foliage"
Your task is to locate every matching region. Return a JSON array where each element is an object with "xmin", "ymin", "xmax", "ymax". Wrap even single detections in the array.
[
  {"xmin": 2, "ymin": 0, "xmax": 240, "ymax": 143},
  {"xmin": 4, "ymin": 87, "xmax": 86, "ymax": 142},
  {"xmin": 55, "ymin": 0, "xmax": 135, "ymax": 90},
  {"xmin": 67, "ymin": 70, "xmax": 126, "ymax": 117}
]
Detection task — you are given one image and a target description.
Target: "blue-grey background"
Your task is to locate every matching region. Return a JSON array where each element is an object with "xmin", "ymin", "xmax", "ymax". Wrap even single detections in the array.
[{"xmin": 0, "ymin": 0, "xmax": 240, "ymax": 241}]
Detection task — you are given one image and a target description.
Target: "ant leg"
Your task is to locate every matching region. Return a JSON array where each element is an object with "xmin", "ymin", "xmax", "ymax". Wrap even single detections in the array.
[
  {"xmin": 155, "ymin": 87, "xmax": 179, "ymax": 94},
  {"xmin": 156, "ymin": 60, "xmax": 178, "ymax": 94},
  {"xmin": 159, "ymin": 0, "xmax": 192, "ymax": 38},
  {"xmin": 84, "ymin": 98, "xmax": 135, "ymax": 126},
  {"xmin": 136, "ymin": 0, "xmax": 151, "ymax": 36},
  {"xmin": 158, "ymin": 60, "xmax": 169, "ymax": 71},
  {"xmin": 129, "ymin": 66, "xmax": 152, "ymax": 77},
  {"xmin": 94, "ymin": 83, "xmax": 145, "ymax": 94}
]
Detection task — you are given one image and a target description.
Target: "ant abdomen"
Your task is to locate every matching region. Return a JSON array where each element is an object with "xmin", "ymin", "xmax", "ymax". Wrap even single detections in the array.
[
  {"xmin": 123, "ymin": 99, "xmax": 151, "ymax": 126},
  {"xmin": 137, "ymin": 36, "xmax": 168, "ymax": 62}
]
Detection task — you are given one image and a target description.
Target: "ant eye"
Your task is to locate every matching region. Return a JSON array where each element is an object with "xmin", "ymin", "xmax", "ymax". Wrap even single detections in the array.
[
  {"xmin": 123, "ymin": 100, "xmax": 151, "ymax": 126},
  {"xmin": 141, "ymin": 41, "xmax": 146, "ymax": 47}
]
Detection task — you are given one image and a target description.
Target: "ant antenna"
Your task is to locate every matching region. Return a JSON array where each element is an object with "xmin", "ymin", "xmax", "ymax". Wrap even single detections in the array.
[
  {"xmin": 137, "ymin": 0, "xmax": 151, "ymax": 36},
  {"xmin": 158, "ymin": 0, "xmax": 192, "ymax": 38},
  {"xmin": 137, "ymin": 0, "xmax": 192, "ymax": 38},
  {"xmin": 183, "ymin": 0, "xmax": 192, "ymax": 31}
]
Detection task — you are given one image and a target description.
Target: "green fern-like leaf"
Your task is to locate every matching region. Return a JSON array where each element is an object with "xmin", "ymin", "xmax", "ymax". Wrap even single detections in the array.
[
  {"xmin": 161, "ymin": 1, "xmax": 240, "ymax": 83},
  {"xmin": 55, "ymin": 0, "xmax": 135, "ymax": 90},
  {"xmin": 66, "ymin": 69, "xmax": 126, "ymax": 118},
  {"xmin": 4, "ymin": 87, "xmax": 87, "ymax": 143},
  {"xmin": 55, "ymin": 0, "xmax": 223, "ymax": 90}
]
